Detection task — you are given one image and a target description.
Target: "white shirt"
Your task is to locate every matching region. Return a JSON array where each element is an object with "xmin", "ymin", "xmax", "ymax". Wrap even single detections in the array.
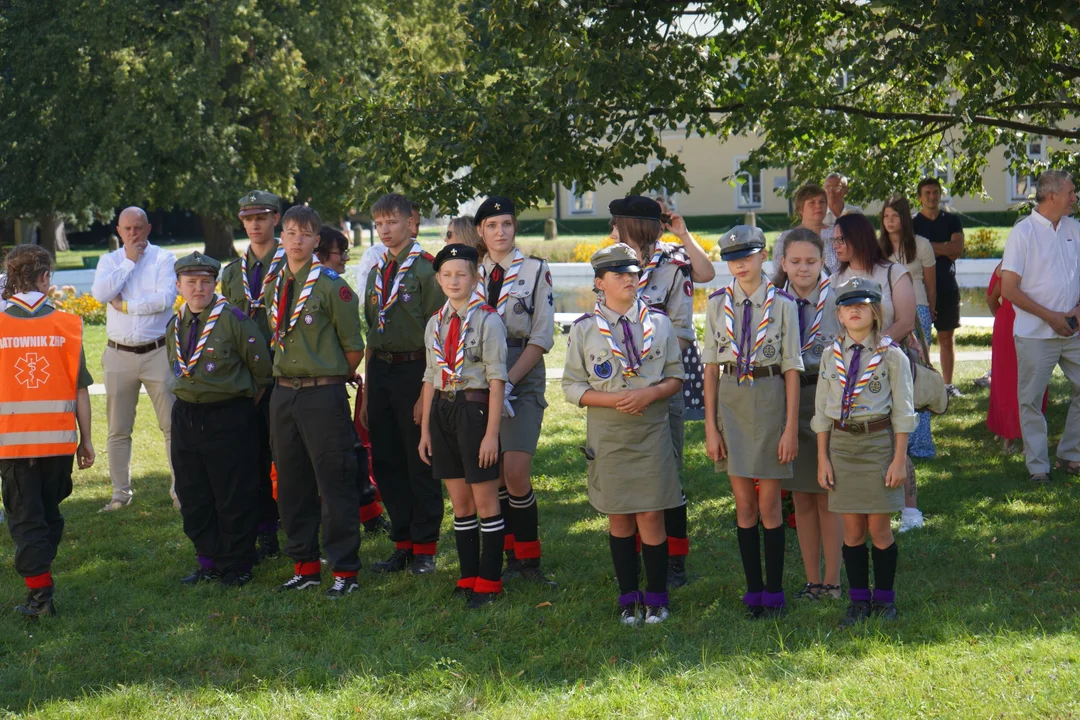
[
  {"xmin": 1002, "ymin": 210, "xmax": 1080, "ymax": 339},
  {"xmin": 823, "ymin": 203, "xmax": 863, "ymax": 227},
  {"xmin": 888, "ymin": 234, "xmax": 936, "ymax": 307},
  {"xmin": 0, "ymin": 275, "xmax": 7, "ymax": 312},
  {"xmin": 354, "ymin": 243, "xmax": 389, "ymax": 291},
  {"xmin": 91, "ymin": 244, "xmax": 178, "ymax": 344}
]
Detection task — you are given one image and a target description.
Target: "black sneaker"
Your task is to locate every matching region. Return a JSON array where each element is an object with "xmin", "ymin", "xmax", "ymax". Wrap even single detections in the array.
[
  {"xmin": 451, "ymin": 585, "xmax": 475, "ymax": 601},
  {"xmin": 180, "ymin": 568, "xmax": 221, "ymax": 585},
  {"xmin": 256, "ymin": 531, "xmax": 280, "ymax": 563},
  {"xmin": 514, "ymin": 559, "xmax": 557, "ymax": 587},
  {"xmin": 219, "ymin": 570, "xmax": 252, "ymax": 587},
  {"xmin": 745, "ymin": 605, "xmax": 765, "ymax": 620},
  {"xmin": 373, "ymin": 548, "xmax": 413, "ymax": 573},
  {"xmin": 276, "ymin": 573, "xmax": 321, "ymax": 592},
  {"xmin": 644, "ymin": 605, "xmax": 670, "ymax": 624},
  {"xmin": 410, "ymin": 554, "xmax": 436, "ymax": 575},
  {"xmin": 326, "ymin": 575, "xmax": 359, "ymax": 598},
  {"xmin": 838, "ymin": 600, "xmax": 872, "ymax": 628},
  {"xmin": 620, "ymin": 602, "xmax": 641, "ymax": 626},
  {"xmin": 502, "ymin": 552, "xmax": 523, "ymax": 579},
  {"xmin": 871, "ymin": 601, "xmax": 899, "ymax": 621},
  {"xmin": 363, "ymin": 515, "xmax": 392, "ymax": 536},
  {"xmin": 756, "ymin": 604, "xmax": 787, "ymax": 620},
  {"xmin": 466, "ymin": 591, "xmax": 498, "ymax": 609},
  {"xmin": 667, "ymin": 556, "xmax": 688, "ymax": 589},
  {"xmin": 16, "ymin": 586, "xmax": 56, "ymax": 619}
]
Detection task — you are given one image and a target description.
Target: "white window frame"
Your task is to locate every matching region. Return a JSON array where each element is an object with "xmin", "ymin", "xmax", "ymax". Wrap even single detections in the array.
[
  {"xmin": 567, "ymin": 182, "xmax": 595, "ymax": 215},
  {"xmin": 733, "ymin": 156, "xmax": 763, "ymax": 210},
  {"xmin": 1008, "ymin": 137, "xmax": 1045, "ymax": 203},
  {"xmin": 646, "ymin": 160, "xmax": 679, "ymax": 211}
]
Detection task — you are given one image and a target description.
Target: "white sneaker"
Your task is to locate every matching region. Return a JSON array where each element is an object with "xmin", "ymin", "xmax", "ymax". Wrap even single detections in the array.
[
  {"xmin": 619, "ymin": 604, "xmax": 641, "ymax": 626},
  {"xmin": 644, "ymin": 606, "xmax": 670, "ymax": 624},
  {"xmin": 101, "ymin": 498, "xmax": 132, "ymax": 513},
  {"xmin": 898, "ymin": 507, "xmax": 924, "ymax": 533},
  {"xmin": 945, "ymin": 384, "xmax": 964, "ymax": 398}
]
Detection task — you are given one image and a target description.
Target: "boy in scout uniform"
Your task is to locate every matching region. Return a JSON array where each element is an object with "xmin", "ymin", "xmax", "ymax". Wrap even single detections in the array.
[
  {"xmin": 562, "ymin": 243, "xmax": 685, "ymax": 625},
  {"xmin": 360, "ymin": 193, "xmax": 446, "ymax": 576},
  {"xmin": 418, "ymin": 244, "xmax": 509, "ymax": 609},
  {"xmin": 167, "ymin": 252, "xmax": 272, "ymax": 587},
  {"xmin": 473, "ymin": 196, "xmax": 556, "ymax": 586},
  {"xmin": 703, "ymin": 225, "xmax": 804, "ymax": 619},
  {"xmin": 0, "ymin": 245, "xmax": 95, "ymax": 618},
  {"xmin": 264, "ymin": 205, "xmax": 367, "ymax": 597},
  {"xmin": 220, "ymin": 189, "xmax": 286, "ymax": 561},
  {"xmin": 812, "ymin": 277, "xmax": 916, "ymax": 628}
]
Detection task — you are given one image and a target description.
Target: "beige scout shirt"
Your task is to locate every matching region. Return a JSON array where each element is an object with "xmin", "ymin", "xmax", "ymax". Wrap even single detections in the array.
[
  {"xmin": 786, "ymin": 281, "xmax": 841, "ymax": 374},
  {"xmin": 423, "ymin": 303, "xmax": 509, "ymax": 391},
  {"xmin": 638, "ymin": 241, "xmax": 694, "ymax": 344},
  {"xmin": 481, "ymin": 254, "xmax": 556, "ymax": 352},
  {"xmin": 562, "ymin": 303, "xmax": 684, "ymax": 407},
  {"xmin": 702, "ymin": 276, "xmax": 804, "ymax": 374},
  {"xmin": 810, "ymin": 333, "xmax": 917, "ymax": 433}
]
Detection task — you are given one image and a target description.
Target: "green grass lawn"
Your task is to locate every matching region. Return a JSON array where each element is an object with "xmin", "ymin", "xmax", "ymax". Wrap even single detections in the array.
[{"xmin": 3, "ymin": 336, "xmax": 1079, "ymax": 717}]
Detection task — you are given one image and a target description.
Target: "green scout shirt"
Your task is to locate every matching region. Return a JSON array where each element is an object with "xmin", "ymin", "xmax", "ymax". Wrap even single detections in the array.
[
  {"xmin": 166, "ymin": 296, "xmax": 273, "ymax": 403},
  {"xmin": 220, "ymin": 241, "xmax": 285, "ymax": 344},
  {"xmin": 4, "ymin": 299, "xmax": 93, "ymax": 389},
  {"xmin": 423, "ymin": 302, "xmax": 508, "ymax": 391},
  {"xmin": 364, "ymin": 245, "xmax": 445, "ymax": 353},
  {"xmin": 265, "ymin": 260, "xmax": 365, "ymax": 378}
]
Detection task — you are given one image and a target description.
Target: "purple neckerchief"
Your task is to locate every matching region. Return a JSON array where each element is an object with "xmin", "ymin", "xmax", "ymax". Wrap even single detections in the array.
[
  {"xmin": 796, "ymin": 298, "xmax": 810, "ymax": 344},
  {"xmin": 619, "ymin": 317, "xmax": 642, "ymax": 370},
  {"xmin": 738, "ymin": 298, "xmax": 754, "ymax": 373},
  {"xmin": 249, "ymin": 259, "xmax": 263, "ymax": 293},
  {"xmin": 841, "ymin": 343, "xmax": 863, "ymax": 419},
  {"xmin": 185, "ymin": 317, "xmax": 200, "ymax": 361}
]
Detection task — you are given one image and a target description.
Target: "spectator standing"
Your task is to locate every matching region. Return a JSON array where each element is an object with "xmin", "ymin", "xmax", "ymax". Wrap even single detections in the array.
[{"xmin": 772, "ymin": 184, "xmax": 838, "ymax": 274}]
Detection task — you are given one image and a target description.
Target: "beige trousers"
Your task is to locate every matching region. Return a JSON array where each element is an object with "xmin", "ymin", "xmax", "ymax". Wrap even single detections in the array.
[
  {"xmin": 102, "ymin": 344, "xmax": 176, "ymax": 501},
  {"xmin": 1014, "ymin": 334, "xmax": 1080, "ymax": 474}
]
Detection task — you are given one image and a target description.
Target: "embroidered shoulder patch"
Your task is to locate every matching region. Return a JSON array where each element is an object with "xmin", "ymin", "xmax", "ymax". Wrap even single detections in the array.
[
  {"xmin": 230, "ymin": 307, "xmax": 247, "ymax": 321},
  {"xmin": 339, "ymin": 286, "xmax": 354, "ymax": 302}
]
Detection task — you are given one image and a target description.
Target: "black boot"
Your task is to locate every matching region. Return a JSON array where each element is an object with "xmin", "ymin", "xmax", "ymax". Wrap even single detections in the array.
[
  {"xmin": 373, "ymin": 548, "xmax": 414, "ymax": 573},
  {"xmin": 256, "ymin": 530, "xmax": 280, "ymax": 563},
  {"xmin": 515, "ymin": 558, "xmax": 557, "ymax": 587},
  {"xmin": 363, "ymin": 515, "xmax": 391, "ymax": 536},
  {"xmin": 16, "ymin": 585, "xmax": 56, "ymax": 619},
  {"xmin": 667, "ymin": 556, "xmax": 688, "ymax": 589}
]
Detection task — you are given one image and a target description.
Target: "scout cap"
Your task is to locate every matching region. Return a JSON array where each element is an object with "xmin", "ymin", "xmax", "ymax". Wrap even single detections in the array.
[
  {"xmin": 474, "ymin": 196, "xmax": 516, "ymax": 225},
  {"xmin": 591, "ymin": 243, "xmax": 642, "ymax": 275},
  {"xmin": 174, "ymin": 251, "xmax": 221, "ymax": 279},
  {"xmin": 718, "ymin": 224, "xmax": 766, "ymax": 260},
  {"xmin": 238, "ymin": 190, "xmax": 281, "ymax": 217},
  {"xmin": 608, "ymin": 195, "xmax": 662, "ymax": 222},
  {"xmin": 433, "ymin": 243, "xmax": 479, "ymax": 271},
  {"xmin": 834, "ymin": 276, "xmax": 882, "ymax": 306}
]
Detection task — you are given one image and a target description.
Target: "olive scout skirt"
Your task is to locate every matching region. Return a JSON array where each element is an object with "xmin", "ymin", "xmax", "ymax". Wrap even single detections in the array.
[
  {"xmin": 500, "ymin": 347, "xmax": 547, "ymax": 454},
  {"xmin": 782, "ymin": 380, "xmax": 825, "ymax": 494},
  {"xmin": 714, "ymin": 372, "xmax": 792, "ymax": 480},
  {"xmin": 827, "ymin": 425, "xmax": 904, "ymax": 514}
]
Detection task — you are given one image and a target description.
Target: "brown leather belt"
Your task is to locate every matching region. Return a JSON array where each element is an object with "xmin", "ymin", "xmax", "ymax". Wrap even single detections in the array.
[
  {"xmin": 277, "ymin": 376, "xmax": 347, "ymax": 390},
  {"xmin": 800, "ymin": 374, "xmax": 819, "ymax": 387},
  {"xmin": 506, "ymin": 338, "xmax": 527, "ymax": 348},
  {"xmin": 373, "ymin": 350, "xmax": 425, "ymax": 364},
  {"xmin": 107, "ymin": 337, "xmax": 166, "ymax": 354},
  {"xmin": 438, "ymin": 389, "xmax": 490, "ymax": 404},
  {"xmin": 721, "ymin": 364, "xmax": 782, "ymax": 379},
  {"xmin": 833, "ymin": 417, "xmax": 892, "ymax": 434}
]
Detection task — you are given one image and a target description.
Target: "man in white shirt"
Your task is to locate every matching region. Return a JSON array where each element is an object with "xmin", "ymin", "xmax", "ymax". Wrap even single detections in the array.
[
  {"xmin": 822, "ymin": 172, "xmax": 863, "ymax": 226},
  {"xmin": 1001, "ymin": 170, "xmax": 1080, "ymax": 483},
  {"xmin": 91, "ymin": 207, "xmax": 179, "ymax": 510}
]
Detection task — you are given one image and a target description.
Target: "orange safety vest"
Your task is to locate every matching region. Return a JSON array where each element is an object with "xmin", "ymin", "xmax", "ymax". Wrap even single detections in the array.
[{"xmin": 0, "ymin": 310, "xmax": 82, "ymax": 459}]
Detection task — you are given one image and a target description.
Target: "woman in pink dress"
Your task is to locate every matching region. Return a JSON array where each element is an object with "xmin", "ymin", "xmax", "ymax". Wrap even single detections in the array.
[{"xmin": 987, "ymin": 262, "xmax": 1047, "ymax": 453}]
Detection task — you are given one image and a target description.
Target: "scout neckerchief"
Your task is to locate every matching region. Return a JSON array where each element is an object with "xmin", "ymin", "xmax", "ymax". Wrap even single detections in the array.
[
  {"xmin": 373, "ymin": 242, "xmax": 422, "ymax": 332},
  {"xmin": 637, "ymin": 245, "xmax": 664, "ymax": 294},
  {"xmin": 431, "ymin": 295, "xmax": 485, "ymax": 386},
  {"xmin": 786, "ymin": 271, "xmax": 831, "ymax": 354},
  {"xmin": 241, "ymin": 243, "xmax": 285, "ymax": 313},
  {"xmin": 173, "ymin": 294, "xmax": 227, "ymax": 377},
  {"xmin": 833, "ymin": 334, "xmax": 891, "ymax": 421},
  {"xmin": 477, "ymin": 248, "xmax": 525, "ymax": 316},
  {"xmin": 593, "ymin": 298, "xmax": 653, "ymax": 379},
  {"xmin": 8, "ymin": 292, "xmax": 48, "ymax": 315},
  {"xmin": 268, "ymin": 256, "xmax": 322, "ymax": 352},
  {"xmin": 724, "ymin": 274, "xmax": 774, "ymax": 386}
]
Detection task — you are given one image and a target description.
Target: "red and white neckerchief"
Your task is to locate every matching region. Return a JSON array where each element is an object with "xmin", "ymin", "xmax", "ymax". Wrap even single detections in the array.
[
  {"xmin": 724, "ymin": 275, "xmax": 775, "ymax": 386},
  {"xmin": 637, "ymin": 246, "xmax": 664, "ymax": 294},
  {"xmin": 373, "ymin": 242, "xmax": 423, "ymax": 332},
  {"xmin": 431, "ymin": 295, "xmax": 485, "ymax": 385},
  {"xmin": 593, "ymin": 299, "xmax": 653, "ymax": 379},
  {"xmin": 833, "ymin": 334, "xmax": 892, "ymax": 420},
  {"xmin": 267, "ymin": 256, "xmax": 322, "ymax": 352},
  {"xmin": 172, "ymin": 295, "xmax": 227, "ymax": 377},
  {"xmin": 787, "ymin": 271, "xmax": 831, "ymax": 353},
  {"xmin": 241, "ymin": 244, "xmax": 285, "ymax": 312},
  {"xmin": 476, "ymin": 249, "xmax": 525, "ymax": 316}
]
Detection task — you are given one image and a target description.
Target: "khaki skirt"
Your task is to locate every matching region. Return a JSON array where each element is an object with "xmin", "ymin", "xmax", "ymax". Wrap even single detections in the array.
[
  {"xmin": 783, "ymin": 380, "xmax": 824, "ymax": 494},
  {"xmin": 827, "ymin": 426, "xmax": 903, "ymax": 514},
  {"xmin": 585, "ymin": 400, "xmax": 683, "ymax": 515},
  {"xmin": 501, "ymin": 346, "xmax": 547, "ymax": 454},
  {"xmin": 715, "ymin": 372, "xmax": 792, "ymax": 480}
]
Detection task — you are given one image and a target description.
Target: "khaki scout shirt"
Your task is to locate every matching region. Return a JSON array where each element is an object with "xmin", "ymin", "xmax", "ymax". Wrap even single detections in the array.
[
  {"xmin": 5, "ymin": 301, "xmax": 93, "ymax": 388},
  {"xmin": 220, "ymin": 241, "xmax": 284, "ymax": 343},
  {"xmin": 702, "ymin": 276, "xmax": 804, "ymax": 375},
  {"xmin": 166, "ymin": 297, "xmax": 273, "ymax": 403},
  {"xmin": 480, "ymin": 254, "xmax": 555, "ymax": 352},
  {"xmin": 364, "ymin": 245, "xmax": 444, "ymax": 352},
  {"xmin": 422, "ymin": 303, "xmax": 508, "ymax": 391},
  {"xmin": 562, "ymin": 303, "xmax": 685, "ymax": 407},
  {"xmin": 638, "ymin": 242, "xmax": 694, "ymax": 344},
  {"xmin": 785, "ymin": 281, "xmax": 841, "ymax": 375},
  {"xmin": 810, "ymin": 333, "xmax": 918, "ymax": 433},
  {"xmin": 266, "ymin": 261, "xmax": 365, "ymax": 377}
]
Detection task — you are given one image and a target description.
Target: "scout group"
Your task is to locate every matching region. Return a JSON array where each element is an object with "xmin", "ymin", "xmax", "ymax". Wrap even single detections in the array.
[{"xmin": 0, "ymin": 192, "xmax": 915, "ymax": 630}]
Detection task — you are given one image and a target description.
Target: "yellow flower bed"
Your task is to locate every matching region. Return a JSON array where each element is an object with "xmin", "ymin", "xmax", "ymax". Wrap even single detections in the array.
[{"xmin": 51, "ymin": 286, "xmax": 106, "ymax": 325}]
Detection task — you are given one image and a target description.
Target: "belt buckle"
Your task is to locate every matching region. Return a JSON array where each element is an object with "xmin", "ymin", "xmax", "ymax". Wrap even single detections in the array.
[
  {"xmin": 446, "ymin": 389, "xmax": 457, "ymax": 402},
  {"xmin": 291, "ymin": 378, "xmax": 302, "ymax": 390},
  {"xmin": 849, "ymin": 422, "xmax": 865, "ymax": 434}
]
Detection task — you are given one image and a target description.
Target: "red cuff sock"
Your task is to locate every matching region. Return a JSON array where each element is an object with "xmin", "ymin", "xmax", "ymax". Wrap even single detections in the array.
[
  {"xmin": 635, "ymin": 533, "xmax": 642, "ymax": 553},
  {"xmin": 359, "ymin": 502, "xmax": 383, "ymax": 523},
  {"xmin": 457, "ymin": 576, "xmax": 477, "ymax": 590},
  {"xmin": 668, "ymin": 536, "xmax": 690, "ymax": 557},
  {"xmin": 474, "ymin": 577, "xmax": 503, "ymax": 594},
  {"xmin": 413, "ymin": 542, "xmax": 437, "ymax": 556},
  {"xmin": 25, "ymin": 572, "xmax": 52, "ymax": 589},
  {"xmin": 333, "ymin": 570, "xmax": 358, "ymax": 579},
  {"xmin": 503, "ymin": 533, "xmax": 516, "ymax": 552},
  {"xmin": 515, "ymin": 539, "xmax": 541, "ymax": 560},
  {"xmin": 395, "ymin": 540, "xmax": 414, "ymax": 551},
  {"xmin": 296, "ymin": 561, "xmax": 321, "ymax": 576}
]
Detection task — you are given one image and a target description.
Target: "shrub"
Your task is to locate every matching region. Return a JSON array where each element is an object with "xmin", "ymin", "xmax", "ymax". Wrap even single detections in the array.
[
  {"xmin": 51, "ymin": 287, "xmax": 106, "ymax": 325},
  {"xmin": 964, "ymin": 227, "xmax": 1000, "ymax": 259},
  {"xmin": 571, "ymin": 237, "xmax": 615, "ymax": 262}
]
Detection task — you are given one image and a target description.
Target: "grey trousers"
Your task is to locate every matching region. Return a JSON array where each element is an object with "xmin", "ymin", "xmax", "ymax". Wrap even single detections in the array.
[{"xmin": 1014, "ymin": 335, "xmax": 1080, "ymax": 474}]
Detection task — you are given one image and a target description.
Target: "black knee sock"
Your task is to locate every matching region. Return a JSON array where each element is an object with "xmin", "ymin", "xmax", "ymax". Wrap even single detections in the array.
[
  {"xmin": 640, "ymin": 540, "xmax": 669, "ymax": 594},
  {"xmin": 508, "ymin": 490, "xmax": 539, "ymax": 543},
  {"xmin": 843, "ymin": 543, "xmax": 870, "ymax": 602},
  {"xmin": 478, "ymin": 514, "xmax": 505, "ymax": 587},
  {"xmin": 736, "ymin": 525, "xmax": 764, "ymax": 594},
  {"xmin": 762, "ymin": 524, "xmax": 785, "ymax": 594},
  {"xmin": 664, "ymin": 498, "xmax": 689, "ymax": 557},
  {"xmin": 453, "ymin": 514, "xmax": 480, "ymax": 582},
  {"xmin": 498, "ymin": 488, "xmax": 515, "ymax": 552},
  {"xmin": 609, "ymin": 534, "xmax": 640, "ymax": 595},
  {"xmin": 872, "ymin": 543, "xmax": 898, "ymax": 592}
]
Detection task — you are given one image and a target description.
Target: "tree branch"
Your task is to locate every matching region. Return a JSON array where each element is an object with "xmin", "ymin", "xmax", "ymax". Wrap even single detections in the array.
[{"xmin": 823, "ymin": 104, "xmax": 1080, "ymax": 139}]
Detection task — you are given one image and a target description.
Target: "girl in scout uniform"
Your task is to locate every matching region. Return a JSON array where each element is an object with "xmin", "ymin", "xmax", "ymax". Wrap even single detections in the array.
[
  {"xmin": 773, "ymin": 228, "xmax": 844, "ymax": 601},
  {"xmin": 418, "ymin": 244, "xmax": 509, "ymax": 609},
  {"xmin": 608, "ymin": 195, "xmax": 697, "ymax": 588},
  {"xmin": 473, "ymin": 196, "xmax": 556, "ymax": 586},
  {"xmin": 703, "ymin": 225, "xmax": 804, "ymax": 619},
  {"xmin": 167, "ymin": 252, "xmax": 272, "ymax": 588},
  {"xmin": 0, "ymin": 245, "xmax": 95, "ymax": 619},
  {"xmin": 812, "ymin": 277, "xmax": 916, "ymax": 628},
  {"xmin": 562, "ymin": 243, "xmax": 685, "ymax": 626}
]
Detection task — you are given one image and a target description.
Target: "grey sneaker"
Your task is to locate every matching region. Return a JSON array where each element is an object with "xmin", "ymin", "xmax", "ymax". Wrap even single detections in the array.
[
  {"xmin": 945, "ymin": 384, "xmax": 964, "ymax": 398},
  {"xmin": 101, "ymin": 498, "xmax": 132, "ymax": 512}
]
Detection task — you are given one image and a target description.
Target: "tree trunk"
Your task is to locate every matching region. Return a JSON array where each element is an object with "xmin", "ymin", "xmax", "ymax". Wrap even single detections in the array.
[
  {"xmin": 37, "ymin": 214, "xmax": 70, "ymax": 257},
  {"xmin": 200, "ymin": 214, "xmax": 238, "ymax": 260}
]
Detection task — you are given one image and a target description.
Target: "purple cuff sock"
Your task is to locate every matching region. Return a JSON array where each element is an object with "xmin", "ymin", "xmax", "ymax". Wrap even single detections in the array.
[
  {"xmin": 618, "ymin": 591, "xmax": 644, "ymax": 608},
  {"xmin": 644, "ymin": 591, "xmax": 669, "ymax": 608},
  {"xmin": 258, "ymin": 521, "xmax": 278, "ymax": 534},
  {"xmin": 872, "ymin": 589, "xmax": 895, "ymax": 604},
  {"xmin": 849, "ymin": 587, "xmax": 871, "ymax": 603},
  {"xmin": 197, "ymin": 555, "xmax": 215, "ymax": 571},
  {"xmin": 762, "ymin": 590, "xmax": 786, "ymax": 608},
  {"xmin": 742, "ymin": 591, "xmax": 763, "ymax": 607}
]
